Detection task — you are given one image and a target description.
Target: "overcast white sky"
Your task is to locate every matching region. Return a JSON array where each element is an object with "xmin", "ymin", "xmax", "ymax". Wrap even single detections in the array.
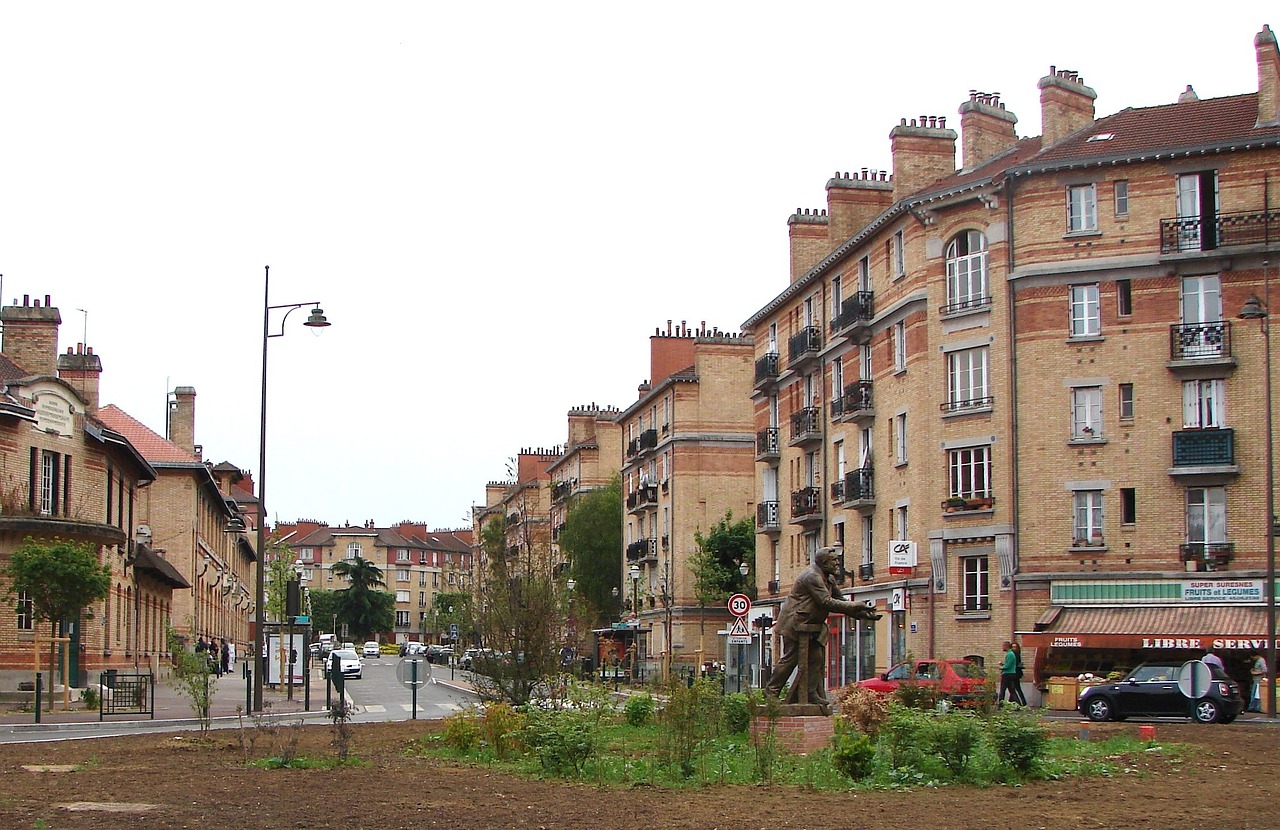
[{"xmin": 0, "ymin": 4, "xmax": 1270, "ymax": 529}]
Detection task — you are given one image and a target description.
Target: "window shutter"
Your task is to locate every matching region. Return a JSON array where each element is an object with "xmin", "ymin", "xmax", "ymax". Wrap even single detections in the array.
[
  {"xmin": 1182, "ymin": 381, "xmax": 1200, "ymax": 428},
  {"xmin": 28, "ymin": 447, "xmax": 37, "ymax": 513}
]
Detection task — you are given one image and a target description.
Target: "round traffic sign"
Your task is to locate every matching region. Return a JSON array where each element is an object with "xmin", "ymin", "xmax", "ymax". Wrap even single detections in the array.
[
  {"xmin": 727, "ymin": 593, "xmax": 751, "ymax": 617},
  {"xmin": 396, "ymin": 656, "xmax": 432, "ymax": 688},
  {"xmin": 1178, "ymin": 659, "xmax": 1211, "ymax": 699}
]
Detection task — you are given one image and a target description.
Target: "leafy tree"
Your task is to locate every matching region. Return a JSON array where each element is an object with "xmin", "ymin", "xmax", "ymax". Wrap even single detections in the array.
[
  {"xmin": 2, "ymin": 536, "xmax": 110, "ymax": 629},
  {"xmin": 306, "ymin": 589, "xmax": 340, "ymax": 636},
  {"xmin": 424, "ymin": 591, "xmax": 472, "ymax": 643},
  {"xmin": 167, "ymin": 624, "xmax": 215, "ymax": 733},
  {"xmin": 691, "ymin": 512, "xmax": 756, "ymax": 641},
  {"xmin": 264, "ymin": 539, "xmax": 299, "ymax": 623},
  {"xmin": 557, "ymin": 475, "xmax": 622, "ymax": 626},
  {"xmin": 331, "ymin": 555, "xmax": 394, "ymax": 640}
]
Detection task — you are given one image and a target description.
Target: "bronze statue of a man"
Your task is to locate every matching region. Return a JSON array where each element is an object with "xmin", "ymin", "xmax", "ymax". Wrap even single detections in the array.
[{"xmin": 764, "ymin": 547, "xmax": 880, "ymax": 711}]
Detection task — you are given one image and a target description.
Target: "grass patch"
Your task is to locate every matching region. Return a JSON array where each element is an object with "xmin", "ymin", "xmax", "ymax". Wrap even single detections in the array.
[{"xmin": 249, "ymin": 755, "xmax": 363, "ymax": 770}]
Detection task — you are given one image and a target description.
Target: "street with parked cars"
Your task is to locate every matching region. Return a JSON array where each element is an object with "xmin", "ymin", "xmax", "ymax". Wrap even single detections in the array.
[{"xmin": 1077, "ymin": 660, "xmax": 1244, "ymax": 724}]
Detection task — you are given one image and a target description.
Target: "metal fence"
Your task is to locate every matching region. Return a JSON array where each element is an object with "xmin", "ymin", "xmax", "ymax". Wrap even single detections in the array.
[{"xmin": 99, "ymin": 671, "xmax": 155, "ymax": 720}]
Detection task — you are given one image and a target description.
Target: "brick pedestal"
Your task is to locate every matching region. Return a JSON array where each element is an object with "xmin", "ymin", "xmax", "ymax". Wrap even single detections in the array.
[{"xmin": 752, "ymin": 711, "xmax": 834, "ymax": 755}]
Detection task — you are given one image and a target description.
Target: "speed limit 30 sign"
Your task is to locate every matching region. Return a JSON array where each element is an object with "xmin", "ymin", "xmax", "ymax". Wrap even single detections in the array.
[{"xmin": 727, "ymin": 593, "xmax": 751, "ymax": 617}]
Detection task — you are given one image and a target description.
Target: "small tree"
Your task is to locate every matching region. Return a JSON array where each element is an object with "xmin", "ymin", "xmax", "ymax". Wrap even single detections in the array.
[
  {"xmin": 558, "ymin": 476, "xmax": 623, "ymax": 626},
  {"xmin": 331, "ymin": 555, "xmax": 395, "ymax": 640},
  {"xmin": 691, "ymin": 512, "xmax": 756, "ymax": 644},
  {"xmin": 167, "ymin": 624, "xmax": 215, "ymax": 734}
]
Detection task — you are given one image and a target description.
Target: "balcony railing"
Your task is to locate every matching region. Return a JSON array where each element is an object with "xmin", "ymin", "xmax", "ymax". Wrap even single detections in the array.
[
  {"xmin": 1180, "ymin": 541, "xmax": 1234, "ymax": 566},
  {"xmin": 831, "ymin": 291, "xmax": 874, "ymax": 334},
  {"xmin": 638, "ymin": 428, "xmax": 658, "ymax": 452},
  {"xmin": 788, "ymin": 326, "xmax": 822, "ymax": 364},
  {"xmin": 790, "ymin": 487, "xmax": 821, "ymax": 519},
  {"xmin": 843, "ymin": 467, "xmax": 874, "ymax": 503},
  {"xmin": 940, "ymin": 395, "xmax": 994, "ymax": 414},
  {"xmin": 939, "ymin": 294, "xmax": 993, "ymax": 316},
  {"xmin": 829, "ymin": 479, "xmax": 844, "ymax": 502},
  {"xmin": 756, "ymin": 427, "xmax": 780, "ymax": 459},
  {"xmin": 841, "ymin": 381, "xmax": 873, "ymax": 419},
  {"xmin": 1169, "ymin": 321, "xmax": 1232, "ymax": 361},
  {"xmin": 626, "ymin": 539, "xmax": 656, "ymax": 561},
  {"xmin": 1172, "ymin": 428, "xmax": 1235, "ymax": 467},
  {"xmin": 756, "ymin": 500, "xmax": 780, "ymax": 531},
  {"xmin": 790, "ymin": 406, "xmax": 821, "ymax": 443},
  {"xmin": 1160, "ymin": 208, "xmax": 1280, "ymax": 254},
  {"xmin": 755, "ymin": 352, "xmax": 780, "ymax": 385}
]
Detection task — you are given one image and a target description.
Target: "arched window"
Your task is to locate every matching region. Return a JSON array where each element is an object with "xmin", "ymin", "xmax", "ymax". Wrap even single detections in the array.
[{"xmin": 944, "ymin": 230, "xmax": 988, "ymax": 311}]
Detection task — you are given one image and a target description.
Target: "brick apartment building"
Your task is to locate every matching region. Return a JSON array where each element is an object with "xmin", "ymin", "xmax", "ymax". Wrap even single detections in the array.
[
  {"xmin": 619, "ymin": 322, "xmax": 755, "ymax": 681},
  {"xmin": 744, "ymin": 24, "xmax": 1280, "ymax": 699}
]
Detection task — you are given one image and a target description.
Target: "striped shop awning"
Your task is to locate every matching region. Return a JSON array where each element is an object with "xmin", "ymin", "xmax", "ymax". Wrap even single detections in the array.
[{"xmin": 1018, "ymin": 605, "xmax": 1272, "ymax": 651}]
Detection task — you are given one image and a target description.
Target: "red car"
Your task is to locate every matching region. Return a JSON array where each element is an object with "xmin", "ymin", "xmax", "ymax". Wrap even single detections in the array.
[{"xmin": 857, "ymin": 658, "xmax": 987, "ymax": 702}]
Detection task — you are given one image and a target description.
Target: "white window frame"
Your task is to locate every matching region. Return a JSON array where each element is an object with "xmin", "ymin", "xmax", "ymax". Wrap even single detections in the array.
[
  {"xmin": 1114, "ymin": 180, "xmax": 1129, "ymax": 217},
  {"xmin": 396, "ymin": 549, "xmax": 410, "ymax": 563},
  {"xmin": 948, "ymin": 446, "xmax": 991, "ymax": 499},
  {"xmin": 1071, "ymin": 386, "xmax": 1103, "ymax": 438},
  {"xmin": 892, "ymin": 230, "xmax": 906, "ymax": 278},
  {"xmin": 395, "ymin": 610, "xmax": 411, "ymax": 627},
  {"xmin": 346, "ymin": 542, "xmax": 362, "ymax": 561},
  {"xmin": 1187, "ymin": 487, "xmax": 1227, "ymax": 544},
  {"xmin": 39, "ymin": 450, "xmax": 56, "ymax": 516},
  {"xmin": 944, "ymin": 230, "xmax": 988, "ymax": 310},
  {"xmin": 947, "ymin": 347, "xmax": 989, "ymax": 410},
  {"xmin": 1183, "ymin": 379, "xmax": 1225, "ymax": 428},
  {"xmin": 962, "ymin": 556, "xmax": 989, "ymax": 612},
  {"xmin": 860, "ymin": 515, "xmax": 873, "ymax": 566},
  {"xmin": 1073, "ymin": 490, "xmax": 1104, "ymax": 544},
  {"xmin": 1067, "ymin": 183, "xmax": 1098, "ymax": 232},
  {"xmin": 395, "ymin": 589, "xmax": 410, "ymax": 603},
  {"xmin": 894, "ymin": 412, "xmax": 908, "ymax": 465},
  {"xmin": 16, "ymin": 591, "xmax": 32, "ymax": 631},
  {"xmin": 1069, "ymin": 284, "xmax": 1101, "ymax": 337},
  {"xmin": 893, "ymin": 320, "xmax": 907, "ymax": 372},
  {"xmin": 396, "ymin": 568, "xmax": 410, "ymax": 583}
]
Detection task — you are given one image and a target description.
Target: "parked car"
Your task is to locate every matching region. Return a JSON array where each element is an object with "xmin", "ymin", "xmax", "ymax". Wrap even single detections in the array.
[
  {"xmin": 856, "ymin": 658, "xmax": 987, "ymax": 703},
  {"xmin": 1077, "ymin": 660, "xmax": 1243, "ymax": 723},
  {"xmin": 425, "ymin": 644, "xmax": 452, "ymax": 664},
  {"xmin": 461, "ymin": 648, "xmax": 481, "ymax": 670},
  {"xmin": 362, "ymin": 641, "xmax": 381, "ymax": 658},
  {"xmin": 403, "ymin": 642, "xmax": 426, "ymax": 656},
  {"xmin": 324, "ymin": 648, "xmax": 363, "ymax": 680}
]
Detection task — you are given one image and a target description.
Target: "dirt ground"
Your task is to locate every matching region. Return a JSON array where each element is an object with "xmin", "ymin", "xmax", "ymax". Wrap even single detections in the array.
[{"xmin": 1, "ymin": 719, "xmax": 1276, "ymax": 830}]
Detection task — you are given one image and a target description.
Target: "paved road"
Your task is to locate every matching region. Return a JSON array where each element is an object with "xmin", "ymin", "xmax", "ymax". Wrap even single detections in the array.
[{"xmin": 340, "ymin": 654, "xmax": 473, "ymax": 722}]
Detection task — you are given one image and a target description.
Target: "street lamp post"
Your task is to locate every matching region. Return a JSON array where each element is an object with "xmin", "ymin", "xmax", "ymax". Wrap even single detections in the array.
[
  {"xmin": 253, "ymin": 264, "xmax": 330, "ymax": 712},
  {"xmin": 629, "ymin": 565, "xmax": 640, "ymax": 684}
]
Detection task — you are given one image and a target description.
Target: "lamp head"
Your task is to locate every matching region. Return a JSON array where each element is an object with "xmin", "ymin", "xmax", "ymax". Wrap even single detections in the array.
[
  {"xmin": 629, "ymin": 565, "xmax": 640, "ymax": 581},
  {"xmin": 304, "ymin": 307, "xmax": 331, "ymax": 328},
  {"xmin": 1239, "ymin": 294, "xmax": 1268, "ymax": 320},
  {"xmin": 566, "ymin": 578, "xmax": 575, "ymax": 592}
]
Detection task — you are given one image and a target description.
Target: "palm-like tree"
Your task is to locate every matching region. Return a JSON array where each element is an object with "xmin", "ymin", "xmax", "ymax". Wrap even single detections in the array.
[{"xmin": 331, "ymin": 556, "xmax": 392, "ymax": 640}]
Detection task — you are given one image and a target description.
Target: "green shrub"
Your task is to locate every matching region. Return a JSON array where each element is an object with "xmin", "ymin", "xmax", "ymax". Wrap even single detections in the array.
[
  {"xmin": 80, "ymin": 685, "xmax": 100, "ymax": 710},
  {"xmin": 925, "ymin": 711, "xmax": 982, "ymax": 778},
  {"xmin": 721, "ymin": 692, "xmax": 750, "ymax": 734},
  {"xmin": 893, "ymin": 680, "xmax": 943, "ymax": 711},
  {"xmin": 624, "ymin": 694, "xmax": 655, "ymax": 727},
  {"xmin": 479, "ymin": 703, "xmax": 525, "ymax": 760},
  {"xmin": 522, "ymin": 707, "xmax": 598, "ymax": 776},
  {"xmin": 988, "ymin": 707, "xmax": 1049, "ymax": 776},
  {"xmin": 441, "ymin": 710, "xmax": 480, "ymax": 752},
  {"xmin": 880, "ymin": 704, "xmax": 934, "ymax": 770},
  {"xmin": 831, "ymin": 720, "xmax": 876, "ymax": 781},
  {"xmin": 658, "ymin": 678, "xmax": 723, "ymax": 779}
]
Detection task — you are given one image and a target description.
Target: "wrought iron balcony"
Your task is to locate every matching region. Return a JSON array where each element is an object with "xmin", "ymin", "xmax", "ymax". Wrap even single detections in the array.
[
  {"xmin": 626, "ymin": 438, "xmax": 640, "ymax": 458},
  {"xmin": 756, "ymin": 427, "xmax": 780, "ymax": 459},
  {"xmin": 858, "ymin": 562, "xmax": 874, "ymax": 581},
  {"xmin": 790, "ymin": 406, "xmax": 822, "ymax": 444},
  {"xmin": 788, "ymin": 326, "xmax": 822, "ymax": 365},
  {"xmin": 829, "ymin": 479, "xmax": 844, "ymax": 502},
  {"xmin": 841, "ymin": 381, "xmax": 874, "ymax": 421},
  {"xmin": 939, "ymin": 294, "xmax": 993, "ymax": 316},
  {"xmin": 1171, "ymin": 428, "xmax": 1235, "ymax": 468},
  {"xmin": 627, "ymin": 484, "xmax": 658, "ymax": 511},
  {"xmin": 756, "ymin": 500, "xmax": 780, "ymax": 531},
  {"xmin": 1180, "ymin": 541, "xmax": 1234, "ymax": 570},
  {"xmin": 626, "ymin": 539, "xmax": 656, "ymax": 561},
  {"xmin": 638, "ymin": 428, "xmax": 658, "ymax": 452},
  {"xmin": 551, "ymin": 480, "xmax": 575, "ymax": 503},
  {"xmin": 1160, "ymin": 208, "xmax": 1280, "ymax": 254},
  {"xmin": 1169, "ymin": 321, "xmax": 1232, "ymax": 361},
  {"xmin": 754, "ymin": 352, "xmax": 780, "ymax": 386},
  {"xmin": 940, "ymin": 395, "xmax": 994, "ymax": 415},
  {"xmin": 831, "ymin": 291, "xmax": 874, "ymax": 337},
  {"xmin": 790, "ymin": 487, "xmax": 822, "ymax": 521},
  {"xmin": 843, "ymin": 467, "xmax": 874, "ymax": 505}
]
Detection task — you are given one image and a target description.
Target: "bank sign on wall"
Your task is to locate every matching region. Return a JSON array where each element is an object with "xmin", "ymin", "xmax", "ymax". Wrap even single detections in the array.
[{"xmin": 1180, "ymin": 580, "xmax": 1263, "ymax": 602}]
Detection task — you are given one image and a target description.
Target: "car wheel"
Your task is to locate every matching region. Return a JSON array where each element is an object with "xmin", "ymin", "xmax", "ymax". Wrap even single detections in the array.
[
  {"xmin": 1193, "ymin": 699, "xmax": 1221, "ymax": 723},
  {"xmin": 1084, "ymin": 696, "xmax": 1114, "ymax": 722}
]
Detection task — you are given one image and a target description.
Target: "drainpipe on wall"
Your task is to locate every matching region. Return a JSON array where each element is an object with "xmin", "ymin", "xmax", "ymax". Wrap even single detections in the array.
[{"xmin": 1005, "ymin": 176, "xmax": 1021, "ymax": 646}]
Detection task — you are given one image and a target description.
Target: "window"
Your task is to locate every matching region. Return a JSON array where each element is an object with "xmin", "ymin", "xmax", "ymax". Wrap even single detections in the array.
[
  {"xmin": 857, "ymin": 256, "xmax": 870, "ymax": 290},
  {"xmin": 946, "ymin": 347, "xmax": 989, "ymax": 411},
  {"xmin": 1073, "ymin": 490, "xmax": 1104, "ymax": 544},
  {"xmin": 948, "ymin": 446, "xmax": 991, "ymax": 499},
  {"xmin": 1187, "ymin": 487, "xmax": 1227, "ymax": 544},
  {"xmin": 893, "ymin": 321, "xmax": 907, "ymax": 372},
  {"xmin": 831, "ymin": 274, "xmax": 842, "ymax": 320},
  {"xmin": 16, "ymin": 592, "xmax": 32, "ymax": 631},
  {"xmin": 432, "ymin": 573, "xmax": 439, "ymax": 588},
  {"xmin": 39, "ymin": 450, "xmax": 58, "ymax": 516},
  {"xmin": 1182, "ymin": 379, "xmax": 1224, "ymax": 428},
  {"xmin": 346, "ymin": 542, "xmax": 362, "ymax": 560},
  {"xmin": 962, "ymin": 556, "xmax": 989, "ymax": 612},
  {"xmin": 1069, "ymin": 284, "xmax": 1100, "ymax": 337},
  {"xmin": 860, "ymin": 515, "xmax": 873, "ymax": 566},
  {"xmin": 298, "ymin": 548, "xmax": 314, "ymax": 563},
  {"xmin": 944, "ymin": 230, "xmax": 988, "ymax": 311},
  {"xmin": 396, "ymin": 549, "xmax": 410, "ymax": 563},
  {"xmin": 418, "ymin": 591, "xmax": 426, "ymax": 605},
  {"xmin": 1118, "ymin": 383, "xmax": 1135, "ymax": 420},
  {"xmin": 301, "ymin": 568, "xmax": 312, "ymax": 582},
  {"xmin": 1067, "ymin": 183, "xmax": 1098, "ymax": 232},
  {"xmin": 1071, "ymin": 386, "xmax": 1103, "ymax": 438},
  {"xmin": 896, "ymin": 506, "xmax": 908, "ymax": 540},
  {"xmin": 1114, "ymin": 180, "xmax": 1129, "ymax": 217},
  {"xmin": 395, "ymin": 589, "xmax": 410, "ymax": 603},
  {"xmin": 447, "ymin": 573, "xmax": 456, "ymax": 585},
  {"xmin": 894, "ymin": 412, "xmax": 908, "ymax": 465},
  {"xmin": 1117, "ymin": 279, "xmax": 1132, "ymax": 316},
  {"xmin": 892, "ymin": 230, "xmax": 906, "ymax": 278},
  {"xmin": 396, "ymin": 568, "xmax": 410, "ymax": 582},
  {"xmin": 395, "ymin": 610, "xmax": 411, "ymax": 627},
  {"xmin": 1120, "ymin": 488, "xmax": 1137, "ymax": 525}
]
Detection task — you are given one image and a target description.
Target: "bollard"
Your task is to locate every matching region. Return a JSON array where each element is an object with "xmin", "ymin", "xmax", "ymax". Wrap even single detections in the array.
[
  {"xmin": 1078, "ymin": 720, "xmax": 1091, "ymax": 741},
  {"xmin": 1138, "ymin": 724, "xmax": 1156, "ymax": 741},
  {"xmin": 34, "ymin": 673, "xmax": 42, "ymax": 724}
]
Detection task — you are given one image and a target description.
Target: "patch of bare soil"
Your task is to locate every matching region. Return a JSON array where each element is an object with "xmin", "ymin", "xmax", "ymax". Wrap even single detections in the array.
[{"xmin": 0, "ymin": 720, "xmax": 1276, "ymax": 830}]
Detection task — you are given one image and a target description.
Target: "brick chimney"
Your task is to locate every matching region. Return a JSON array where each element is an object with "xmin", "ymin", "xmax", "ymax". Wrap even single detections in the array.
[
  {"xmin": 889, "ymin": 116, "xmax": 958, "ymax": 198},
  {"xmin": 1257, "ymin": 24, "xmax": 1279, "ymax": 128},
  {"xmin": 168, "ymin": 386, "xmax": 198, "ymax": 456},
  {"xmin": 0, "ymin": 295, "xmax": 61, "ymax": 377},
  {"xmin": 57, "ymin": 344, "xmax": 102, "ymax": 413},
  {"xmin": 959, "ymin": 92, "xmax": 1019, "ymax": 170},
  {"xmin": 826, "ymin": 170, "xmax": 895, "ymax": 244},
  {"xmin": 1038, "ymin": 67, "xmax": 1097, "ymax": 148},
  {"xmin": 649, "ymin": 322, "xmax": 699, "ymax": 386},
  {"xmin": 787, "ymin": 208, "xmax": 829, "ymax": 282}
]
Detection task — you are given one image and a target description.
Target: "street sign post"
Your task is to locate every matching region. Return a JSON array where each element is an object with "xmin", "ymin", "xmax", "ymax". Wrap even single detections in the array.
[
  {"xmin": 727, "ymin": 593, "xmax": 751, "ymax": 617},
  {"xmin": 396, "ymin": 656, "xmax": 432, "ymax": 720}
]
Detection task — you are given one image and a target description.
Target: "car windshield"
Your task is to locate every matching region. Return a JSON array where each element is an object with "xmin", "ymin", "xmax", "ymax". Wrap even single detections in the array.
[
  {"xmin": 1127, "ymin": 664, "xmax": 1178, "ymax": 682},
  {"xmin": 332, "ymin": 649, "xmax": 358, "ymax": 659}
]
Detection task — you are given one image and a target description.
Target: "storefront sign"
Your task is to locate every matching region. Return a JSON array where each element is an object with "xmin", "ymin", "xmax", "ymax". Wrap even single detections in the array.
[
  {"xmin": 888, "ymin": 540, "xmax": 916, "ymax": 575},
  {"xmin": 1180, "ymin": 580, "xmax": 1263, "ymax": 602}
]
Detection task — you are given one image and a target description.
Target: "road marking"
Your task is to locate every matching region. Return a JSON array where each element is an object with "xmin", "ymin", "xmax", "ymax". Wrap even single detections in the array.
[
  {"xmin": 362, "ymin": 704, "xmax": 387, "ymax": 713},
  {"xmin": 399, "ymin": 704, "xmax": 425, "ymax": 712}
]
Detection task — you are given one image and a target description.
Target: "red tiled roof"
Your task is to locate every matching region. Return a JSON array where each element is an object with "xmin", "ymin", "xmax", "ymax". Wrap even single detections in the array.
[
  {"xmin": 0, "ymin": 354, "xmax": 28, "ymax": 383},
  {"xmin": 96, "ymin": 405, "xmax": 199, "ymax": 464},
  {"xmin": 1021, "ymin": 93, "xmax": 1280, "ymax": 169}
]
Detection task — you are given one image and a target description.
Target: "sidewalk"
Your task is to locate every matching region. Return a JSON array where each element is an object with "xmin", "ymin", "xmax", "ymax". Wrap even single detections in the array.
[{"xmin": 0, "ymin": 663, "xmax": 329, "ymax": 729}]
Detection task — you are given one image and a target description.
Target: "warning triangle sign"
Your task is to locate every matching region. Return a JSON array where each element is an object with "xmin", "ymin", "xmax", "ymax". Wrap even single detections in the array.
[{"xmin": 728, "ymin": 616, "xmax": 750, "ymax": 637}]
